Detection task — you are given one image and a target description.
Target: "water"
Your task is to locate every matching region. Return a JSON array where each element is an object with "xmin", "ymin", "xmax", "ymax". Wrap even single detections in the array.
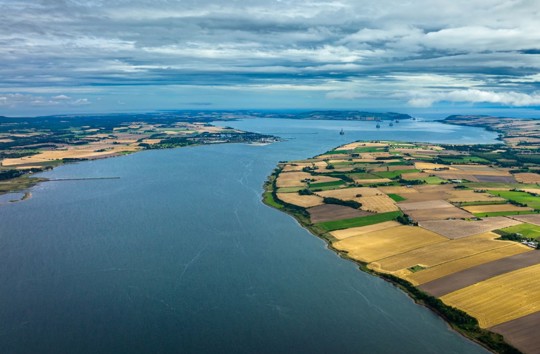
[{"xmin": 0, "ymin": 118, "xmax": 496, "ymax": 354}]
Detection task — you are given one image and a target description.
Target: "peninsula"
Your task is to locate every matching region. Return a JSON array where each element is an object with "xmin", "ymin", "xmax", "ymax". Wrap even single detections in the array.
[
  {"xmin": 265, "ymin": 116, "xmax": 540, "ymax": 353},
  {"xmin": 0, "ymin": 112, "xmax": 278, "ymax": 197}
]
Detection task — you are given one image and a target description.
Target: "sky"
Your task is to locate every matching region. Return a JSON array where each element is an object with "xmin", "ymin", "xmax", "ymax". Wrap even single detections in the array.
[{"xmin": 1, "ymin": 0, "xmax": 540, "ymax": 116}]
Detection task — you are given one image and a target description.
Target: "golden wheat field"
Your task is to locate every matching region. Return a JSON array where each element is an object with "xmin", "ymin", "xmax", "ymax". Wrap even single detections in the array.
[
  {"xmin": 441, "ymin": 263, "xmax": 540, "ymax": 328},
  {"xmin": 370, "ymin": 232, "xmax": 520, "ymax": 273},
  {"xmin": 1, "ymin": 144, "xmax": 141, "ymax": 166},
  {"xmin": 332, "ymin": 225, "xmax": 446, "ymax": 263},
  {"xmin": 514, "ymin": 173, "xmax": 540, "ymax": 183},
  {"xmin": 358, "ymin": 195, "xmax": 399, "ymax": 213},
  {"xmin": 275, "ymin": 172, "xmax": 340, "ymax": 188},
  {"xmin": 330, "ymin": 221, "xmax": 401, "ymax": 240},
  {"xmin": 414, "ymin": 162, "xmax": 456, "ymax": 170},
  {"xmin": 406, "ymin": 245, "xmax": 531, "ymax": 285},
  {"xmin": 353, "ymin": 178, "xmax": 393, "ymax": 184},
  {"xmin": 276, "ymin": 193, "xmax": 324, "ymax": 208},
  {"xmin": 463, "ymin": 204, "xmax": 533, "ymax": 213}
]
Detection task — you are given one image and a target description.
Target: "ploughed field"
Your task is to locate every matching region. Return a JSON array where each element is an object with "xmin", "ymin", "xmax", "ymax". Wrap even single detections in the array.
[{"xmin": 269, "ymin": 140, "xmax": 540, "ymax": 353}]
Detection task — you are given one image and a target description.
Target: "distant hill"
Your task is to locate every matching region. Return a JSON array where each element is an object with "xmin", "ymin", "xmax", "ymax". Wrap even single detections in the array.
[{"xmin": 293, "ymin": 111, "xmax": 412, "ymax": 121}]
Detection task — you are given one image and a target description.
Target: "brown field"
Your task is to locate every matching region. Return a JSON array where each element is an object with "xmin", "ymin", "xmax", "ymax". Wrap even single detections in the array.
[
  {"xmin": 462, "ymin": 204, "xmax": 533, "ymax": 214},
  {"xmin": 418, "ymin": 217, "xmax": 522, "ymax": 239},
  {"xmin": 330, "ymin": 221, "xmax": 401, "ymax": 240},
  {"xmin": 452, "ymin": 165, "xmax": 511, "ymax": 175},
  {"xmin": 281, "ymin": 163, "xmax": 311, "ymax": 172},
  {"xmin": 510, "ymin": 214, "xmax": 540, "ymax": 225},
  {"xmin": 441, "ymin": 263, "xmax": 540, "ymax": 328},
  {"xmin": 307, "ymin": 204, "xmax": 372, "ymax": 223},
  {"xmin": 491, "ymin": 311, "xmax": 540, "ymax": 354},
  {"xmin": 514, "ymin": 172, "xmax": 540, "ymax": 183},
  {"xmin": 358, "ymin": 195, "xmax": 399, "ymax": 213},
  {"xmin": 408, "ymin": 245, "xmax": 531, "ymax": 285},
  {"xmin": 353, "ymin": 178, "xmax": 393, "ymax": 184},
  {"xmin": 447, "ymin": 190, "xmax": 506, "ymax": 203},
  {"xmin": 430, "ymin": 172, "xmax": 479, "ymax": 182},
  {"xmin": 406, "ymin": 207, "xmax": 473, "ymax": 221},
  {"xmin": 370, "ymin": 232, "xmax": 516, "ymax": 273},
  {"xmin": 398, "ymin": 199, "xmax": 454, "ymax": 211},
  {"xmin": 420, "ymin": 249, "xmax": 539, "ymax": 296},
  {"xmin": 332, "ymin": 226, "xmax": 447, "ymax": 263},
  {"xmin": 315, "ymin": 187, "xmax": 382, "ymax": 200},
  {"xmin": 474, "ymin": 175, "xmax": 516, "ymax": 183},
  {"xmin": 276, "ymin": 193, "xmax": 324, "ymax": 208}
]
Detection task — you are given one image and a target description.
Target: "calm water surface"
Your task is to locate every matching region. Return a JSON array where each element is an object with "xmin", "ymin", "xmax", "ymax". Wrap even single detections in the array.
[{"xmin": 0, "ymin": 118, "xmax": 496, "ymax": 353}]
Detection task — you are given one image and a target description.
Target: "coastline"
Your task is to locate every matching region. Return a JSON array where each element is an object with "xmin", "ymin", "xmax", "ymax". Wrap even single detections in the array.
[{"xmin": 262, "ymin": 156, "xmax": 522, "ymax": 354}]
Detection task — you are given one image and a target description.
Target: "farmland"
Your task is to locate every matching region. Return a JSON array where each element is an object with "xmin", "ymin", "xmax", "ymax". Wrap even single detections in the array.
[
  {"xmin": 441, "ymin": 263, "xmax": 540, "ymax": 328},
  {"xmin": 266, "ymin": 135, "xmax": 540, "ymax": 353}
]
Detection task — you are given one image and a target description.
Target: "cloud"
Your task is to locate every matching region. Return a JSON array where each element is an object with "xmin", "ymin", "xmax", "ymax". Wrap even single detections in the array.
[
  {"xmin": 1, "ymin": 0, "xmax": 539, "ymax": 114},
  {"xmin": 407, "ymin": 89, "xmax": 540, "ymax": 107}
]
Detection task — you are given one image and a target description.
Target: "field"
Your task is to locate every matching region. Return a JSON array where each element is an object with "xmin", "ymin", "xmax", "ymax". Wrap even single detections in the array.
[
  {"xmin": 333, "ymin": 225, "xmax": 447, "ymax": 263},
  {"xmin": 2, "ymin": 144, "xmax": 141, "ymax": 167},
  {"xmin": 369, "ymin": 232, "xmax": 516, "ymax": 274},
  {"xmin": 418, "ymin": 217, "xmax": 522, "ymax": 239},
  {"xmin": 315, "ymin": 187, "xmax": 381, "ymax": 200},
  {"xmin": 511, "ymin": 214, "xmax": 540, "ymax": 226},
  {"xmin": 276, "ymin": 193, "xmax": 324, "ymax": 208},
  {"xmin": 275, "ymin": 172, "xmax": 341, "ymax": 188},
  {"xmin": 405, "ymin": 205, "xmax": 473, "ymax": 221},
  {"xmin": 316, "ymin": 211, "xmax": 402, "ymax": 232},
  {"xmin": 308, "ymin": 204, "xmax": 372, "ymax": 223},
  {"xmin": 387, "ymin": 193, "xmax": 406, "ymax": 202},
  {"xmin": 447, "ymin": 190, "xmax": 506, "ymax": 203},
  {"xmin": 398, "ymin": 199, "xmax": 454, "ymax": 211},
  {"xmin": 487, "ymin": 190, "xmax": 540, "ymax": 209},
  {"xmin": 441, "ymin": 263, "xmax": 540, "ymax": 328},
  {"xmin": 419, "ymin": 250, "xmax": 539, "ymax": 296},
  {"xmin": 491, "ymin": 312, "xmax": 540, "ymax": 354},
  {"xmin": 409, "ymin": 245, "xmax": 531, "ymax": 285},
  {"xmin": 462, "ymin": 204, "xmax": 533, "ymax": 214},
  {"xmin": 330, "ymin": 221, "xmax": 401, "ymax": 240},
  {"xmin": 513, "ymin": 172, "xmax": 540, "ymax": 183},
  {"xmin": 497, "ymin": 223, "xmax": 540, "ymax": 239},
  {"xmin": 357, "ymin": 195, "xmax": 398, "ymax": 213}
]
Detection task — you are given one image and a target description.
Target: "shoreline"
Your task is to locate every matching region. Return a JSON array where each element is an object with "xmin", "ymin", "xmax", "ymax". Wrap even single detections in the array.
[{"xmin": 262, "ymin": 157, "xmax": 522, "ymax": 354}]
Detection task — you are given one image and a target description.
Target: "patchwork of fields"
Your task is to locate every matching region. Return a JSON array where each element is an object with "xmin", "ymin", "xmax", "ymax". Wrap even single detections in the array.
[{"xmin": 270, "ymin": 140, "xmax": 540, "ymax": 353}]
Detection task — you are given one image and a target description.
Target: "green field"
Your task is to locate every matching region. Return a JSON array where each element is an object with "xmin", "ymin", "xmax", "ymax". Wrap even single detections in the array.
[
  {"xmin": 321, "ymin": 150, "xmax": 349, "ymax": 155},
  {"xmin": 348, "ymin": 173, "xmax": 380, "ymax": 180},
  {"xmin": 439, "ymin": 156, "xmax": 490, "ymax": 164},
  {"xmin": 374, "ymin": 169, "xmax": 420, "ymax": 179},
  {"xmin": 388, "ymin": 193, "xmax": 406, "ymax": 202},
  {"xmin": 315, "ymin": 211, "xmax": 402, "ymax": 232},
  {"xmin": 498, "ymin": 223, "xmax": 540, "ymax": 239},
  {"xmin": 276, "ymin": 186, "xmax": 304, "ymax": 193},
  {"xmin": 474, "ymin": 210, "xmax": 539, "ymax": 217},
  {"xmin": 353, "ymin": 146, "xmax": 385, "ymax": 153},
  {"xmin": 487, "ymin": 190, "xmax": 540, "ymax": 209}
]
